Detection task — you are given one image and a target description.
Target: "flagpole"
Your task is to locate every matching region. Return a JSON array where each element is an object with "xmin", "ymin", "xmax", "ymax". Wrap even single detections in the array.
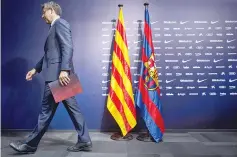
[
  {"xmin": 136, "ymin": 2, "xmax": 153, "ymax": 143},
  {"xmin": 109, "ymin": 4, "xmax": 133, "ymax": 141},
  {"xmin": 136, "ymin": 2, "xmax": 163, "ymax": 143},
  {"xmin": 144, "ymin": 2, "xmax": 149, "ymax": 8}
]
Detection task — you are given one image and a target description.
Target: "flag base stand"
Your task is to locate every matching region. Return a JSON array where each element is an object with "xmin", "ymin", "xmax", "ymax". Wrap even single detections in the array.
[
  {"xmin": 136, "ymin": 132, "xmax": 163, "ymax": 142},
  {"xmin": 110, "ymin": 132, "xmax": 133, "ymax": 141},
  {"xmin": 136, "ymin": 132, "xmax": 154, "ymax": 142}
]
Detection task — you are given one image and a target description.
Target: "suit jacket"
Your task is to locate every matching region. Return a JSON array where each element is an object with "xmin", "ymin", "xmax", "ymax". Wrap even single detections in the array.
[{"xmin": 35, "ymin": 18, "xmax": 74, "ymax": 81}]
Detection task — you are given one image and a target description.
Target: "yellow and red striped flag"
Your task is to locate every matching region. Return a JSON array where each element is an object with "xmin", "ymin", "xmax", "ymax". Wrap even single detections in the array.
[{"xmin": 106, "ymin": 6, "xmax": 137, "ymax": 136}]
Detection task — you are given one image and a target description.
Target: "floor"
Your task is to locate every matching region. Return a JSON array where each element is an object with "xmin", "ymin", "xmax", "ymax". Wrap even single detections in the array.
[{"xmin": 1, "ymin": 131, "xmax": 237, "ymax": 157}]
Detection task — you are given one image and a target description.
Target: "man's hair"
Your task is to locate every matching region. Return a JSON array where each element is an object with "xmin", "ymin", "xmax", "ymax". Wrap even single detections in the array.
[{"xmin": 41, "ymin": 1, "xmax": 62, "ymax": 16}]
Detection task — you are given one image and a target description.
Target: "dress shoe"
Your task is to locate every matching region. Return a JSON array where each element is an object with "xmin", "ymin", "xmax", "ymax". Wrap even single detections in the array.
[
  {"xmin": 67, "ymin": 141, "xmax": 92, "ymax": 152},
  {"xmin": 9, "ymin": 140, "xmax": 37, "ymax": 154}
]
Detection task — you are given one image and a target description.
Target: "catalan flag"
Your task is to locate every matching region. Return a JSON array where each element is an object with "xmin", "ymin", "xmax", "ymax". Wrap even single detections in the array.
[
  {"xmin": 106, "ymin": 6, "xmax": 137, "ymax": 136},
  {"xmin": 135, "ymin": 4, "xmax": 165, "ymax": 142}
]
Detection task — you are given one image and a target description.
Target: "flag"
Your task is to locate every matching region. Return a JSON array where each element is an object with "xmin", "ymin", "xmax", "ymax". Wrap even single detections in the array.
[
  {"xmin": 135, "ymin": 5, "xmax": 165, "ymax": 142},
  {"xmin": 106, "ymin": 6, "xmax": 137, "ymax": 136}
]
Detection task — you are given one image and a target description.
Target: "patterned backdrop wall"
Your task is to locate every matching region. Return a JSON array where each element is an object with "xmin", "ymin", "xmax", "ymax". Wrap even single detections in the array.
[{"xmin": 2, "ymin": 0, "xmax": 237, "ymax": 130}]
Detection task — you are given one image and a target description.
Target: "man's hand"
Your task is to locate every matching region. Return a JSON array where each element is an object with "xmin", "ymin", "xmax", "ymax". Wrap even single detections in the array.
[
  {"xmin": 59, "ymin": 71, "xmax": 70, "ymax": 86},
  {"xmin": 26, "ymin": 69, "xmax": 37, "ymax": 81}
]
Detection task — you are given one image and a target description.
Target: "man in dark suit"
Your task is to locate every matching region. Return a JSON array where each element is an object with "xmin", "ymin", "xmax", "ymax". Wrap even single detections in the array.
[{"xmin": 9, "ymin": 1, "xmax": 92, "ymax": 153}]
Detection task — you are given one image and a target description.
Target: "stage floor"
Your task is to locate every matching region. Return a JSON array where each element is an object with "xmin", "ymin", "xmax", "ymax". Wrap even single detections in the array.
[{"xmin": 1, "ymin": 131, "xmax": 237, "ymax": 157}]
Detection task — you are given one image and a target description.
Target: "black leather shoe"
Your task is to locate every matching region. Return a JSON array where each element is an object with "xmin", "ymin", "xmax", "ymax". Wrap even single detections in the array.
[
  {"xmin": 67, "ymin": 141, "xmax": 92, "ymax": 152},
  {"xmin": 9, "ymin": 140, "xmax": 37, "ymax": 154}
]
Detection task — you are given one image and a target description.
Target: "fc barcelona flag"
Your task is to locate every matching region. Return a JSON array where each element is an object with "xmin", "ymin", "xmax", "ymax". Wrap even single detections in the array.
[
  {"xmin": 106, "ymin": 5, "xmax": 137, "ymax": 136},
  {"xmin": 135, "ymin": 3, "xmax": 165, "ymax": 142}
]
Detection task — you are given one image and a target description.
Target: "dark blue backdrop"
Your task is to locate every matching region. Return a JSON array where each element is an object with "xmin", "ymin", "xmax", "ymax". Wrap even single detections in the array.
[{"xmin": 2, "ymin": 0, "xmax": 237, "ymax": 130}]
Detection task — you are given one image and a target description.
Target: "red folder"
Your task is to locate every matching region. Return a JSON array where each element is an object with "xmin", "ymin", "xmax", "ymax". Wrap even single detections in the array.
[{"xmin": 48, "ymin": 74, "xmax": 83, "ymax": 103}]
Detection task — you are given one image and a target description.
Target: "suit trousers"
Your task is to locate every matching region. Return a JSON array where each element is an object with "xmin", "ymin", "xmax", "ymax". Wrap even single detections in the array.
[{"xmin": 25, "ymin": 82, "xmax": 91, "ymax": 147}]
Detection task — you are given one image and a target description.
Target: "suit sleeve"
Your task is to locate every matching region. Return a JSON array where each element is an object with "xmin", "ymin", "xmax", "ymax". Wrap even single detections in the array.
[
  {"xmin": 35, "ymin": 56, "xmax": 44, "ymax": 73},
  {"xmin": 55, "ymin": 21, "xmax": 73, "ymax": 71}
]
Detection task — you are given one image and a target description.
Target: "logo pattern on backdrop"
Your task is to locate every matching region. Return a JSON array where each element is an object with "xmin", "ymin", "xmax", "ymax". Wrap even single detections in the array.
[{"xmin": 101, "ymin": 20, "xmax": 237, "ymax": 97}]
